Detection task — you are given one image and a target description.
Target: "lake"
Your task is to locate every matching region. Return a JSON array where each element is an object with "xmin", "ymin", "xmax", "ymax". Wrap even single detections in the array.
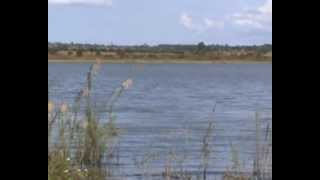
[{"xmin": 48, "ymin": 63, "xmax": 272, "ymax": 179}]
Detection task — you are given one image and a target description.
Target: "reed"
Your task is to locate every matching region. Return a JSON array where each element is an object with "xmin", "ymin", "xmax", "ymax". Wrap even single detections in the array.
[
  {"xmin": 223, "ymin": 112, "xmax": 272, "ymax": 180},
  {"xmin": 48, "ymin": 60, "xmax": 132, "ymax": 180}
]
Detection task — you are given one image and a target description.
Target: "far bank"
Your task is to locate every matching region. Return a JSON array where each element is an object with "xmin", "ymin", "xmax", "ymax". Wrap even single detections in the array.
[{"xmin": 48, "ymin": 59, "xmax": 272, "ymax": 64}]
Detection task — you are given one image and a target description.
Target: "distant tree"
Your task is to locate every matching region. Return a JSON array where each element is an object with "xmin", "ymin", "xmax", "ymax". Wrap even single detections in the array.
[{"xmin": 197, "ymin": 42, "xmax": 206, "ymax": 53}]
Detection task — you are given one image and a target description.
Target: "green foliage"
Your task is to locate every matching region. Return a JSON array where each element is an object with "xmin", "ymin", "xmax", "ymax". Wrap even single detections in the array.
[
  {"xmin": 48, "ymin": 42, "xmax": 272, "ymax": 55},
  {"xmin": 197, "ymin": 42, "xmax": 206, "ymax": 53}
]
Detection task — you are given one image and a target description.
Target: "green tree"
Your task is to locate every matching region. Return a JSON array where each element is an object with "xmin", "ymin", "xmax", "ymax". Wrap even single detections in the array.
[{"xmin": 197, "ymin": 42, "xmax": 206, "ymax": 53}]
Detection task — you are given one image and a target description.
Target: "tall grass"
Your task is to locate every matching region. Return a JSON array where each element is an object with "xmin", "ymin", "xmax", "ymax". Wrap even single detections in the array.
[
  {"xmin": 252, "ymin": 113, "xmax": 272, "ymax": 180},
  {"xmin": 48, "ymin": 61, "xmax": 132, "ymax": 180},
  {"xmin": 223, "ymin": 113, "xmax": 272, "ymax": 180},
  {"xmin": 199, "ymin": 121, "xmax": 214, "ymax": 180}
]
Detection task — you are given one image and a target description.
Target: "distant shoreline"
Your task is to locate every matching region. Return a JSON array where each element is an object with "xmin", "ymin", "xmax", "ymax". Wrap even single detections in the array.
[
  {"xmin": 48, "ymin": 42, "xmax": 272, "ymax": 64},
  {"xmin": 48, "ymin": 59, "xmax": 272, "ymax": 64}
]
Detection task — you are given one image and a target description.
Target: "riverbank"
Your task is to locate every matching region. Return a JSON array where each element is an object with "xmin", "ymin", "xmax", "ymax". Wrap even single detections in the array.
[{"xmin": 48, "ymin": 59, "xmax": 272, "ymax": 64}]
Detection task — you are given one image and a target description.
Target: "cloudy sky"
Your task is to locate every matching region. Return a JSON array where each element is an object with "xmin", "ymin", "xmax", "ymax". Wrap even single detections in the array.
[{"xmin": 48, "ymin": 0, "xmax": 272, "ymax": 45}]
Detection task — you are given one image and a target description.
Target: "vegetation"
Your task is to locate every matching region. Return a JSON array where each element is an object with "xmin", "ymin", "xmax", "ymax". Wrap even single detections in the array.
[
  {"xmin": 48, "ymin": 42, "xmax": 272, "ymax": 62},
  {"xmin": 223, "ymin": 113, "xmax": 272, "ymax": 180},
  {"xmin": 48, "ymin": 61, "xmax": 132, "ymax": 179}
]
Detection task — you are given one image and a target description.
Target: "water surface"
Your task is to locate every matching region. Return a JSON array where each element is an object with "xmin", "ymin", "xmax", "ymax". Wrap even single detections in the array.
[{"xmin": 48, "ymin": 63, "xmax": 272, "ymax": 178}]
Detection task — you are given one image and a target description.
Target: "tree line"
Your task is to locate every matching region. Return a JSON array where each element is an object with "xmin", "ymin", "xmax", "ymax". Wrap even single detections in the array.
[{"xmin": 48, "ymin": 42, "xmax": 272, "ymax": 55}]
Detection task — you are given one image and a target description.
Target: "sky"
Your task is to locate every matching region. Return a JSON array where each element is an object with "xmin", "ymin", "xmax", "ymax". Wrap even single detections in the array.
[{"xmin": 48, "ymin": 0, "xmax": 272, "ymax": 45}]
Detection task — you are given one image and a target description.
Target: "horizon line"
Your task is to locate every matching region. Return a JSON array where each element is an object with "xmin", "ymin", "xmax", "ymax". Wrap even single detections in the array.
[{"xmin": 48, "ymin": 41, "xmax": 272, "ymax": 46}]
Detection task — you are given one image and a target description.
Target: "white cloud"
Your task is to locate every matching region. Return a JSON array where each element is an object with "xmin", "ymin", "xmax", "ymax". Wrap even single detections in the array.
[
  {"xmin": 180, "ymin": 13, "xmax": 197, "ymax": 30},
  {"xmin": 259, "ymin": 0, "xmax": 272, "ymax": 15},
  {"xmin": 204, "ymin": 18, "xmax": 224, "ymax": 29},
  {"xmin": 232, "ymin": 0, "xmax": 272, "ymax": 31},
  {"xmin": 48, "ymin": 0, "xmax": 112, "ymax": 6},
  {"xmin": 180, "ymin": 13, "xmax": 224, "ymax": 32}
]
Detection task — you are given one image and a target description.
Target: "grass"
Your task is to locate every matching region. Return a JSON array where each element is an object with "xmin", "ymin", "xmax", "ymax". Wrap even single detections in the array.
[
  {"xmin": 48, "ymin": 62, "xmax": 272, "ymax": 180},
  {"xmin": 222, "ymin": 113, "xmax": 272, "ymax": 180},
  {"xmin": 48, "ymin": 61, "xmax": 130, "ymax": 180}
]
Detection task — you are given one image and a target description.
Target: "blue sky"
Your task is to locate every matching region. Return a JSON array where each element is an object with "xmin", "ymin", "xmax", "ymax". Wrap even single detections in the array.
[{"xmin": 48, "ymin": 0, "xmax": 272, "ymax": 45}]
